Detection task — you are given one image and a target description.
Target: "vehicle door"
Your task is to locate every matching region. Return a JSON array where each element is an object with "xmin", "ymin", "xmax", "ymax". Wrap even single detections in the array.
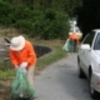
[
  {"xmin": 93, "ymin": 33, "xmax": 100, "ymax": 69},
  {"xmin": 79, "ymin": 32, "xmax": 95, "ymax": 74}
]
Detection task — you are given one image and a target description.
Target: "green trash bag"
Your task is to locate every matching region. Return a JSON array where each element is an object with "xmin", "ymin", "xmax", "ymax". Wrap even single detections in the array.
[
  {"xmin": 62, "ymin": 39, "xmax": 71, "ymax": 52},
  {"xmin": 11, "ymin": 68, "xmax": 35, "ymax": 100}
]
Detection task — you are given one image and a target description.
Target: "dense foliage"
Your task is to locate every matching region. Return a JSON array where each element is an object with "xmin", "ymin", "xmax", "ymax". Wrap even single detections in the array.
[{"xmin": 0, "ymin": 0, "xmax": 80, "ymax": 39}]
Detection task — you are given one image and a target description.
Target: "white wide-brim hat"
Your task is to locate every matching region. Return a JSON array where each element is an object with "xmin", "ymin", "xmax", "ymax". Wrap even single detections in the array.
[{"xmin": 10, "ymin": 35, "xmax": 25, "ymax": 51}]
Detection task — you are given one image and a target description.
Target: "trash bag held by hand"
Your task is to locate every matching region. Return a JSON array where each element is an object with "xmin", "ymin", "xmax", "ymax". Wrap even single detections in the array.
[
  {"xmin": 62, "ymin": 39, "xmax": 71, "ymax": 52},
  {"xmin": 11, "ymin": 68, "xmax": 35, "ymax": 100}
]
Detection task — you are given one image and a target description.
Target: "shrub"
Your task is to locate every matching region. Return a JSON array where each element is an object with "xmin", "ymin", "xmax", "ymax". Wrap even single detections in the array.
[
  {"xmin": 0, "ymin": 1, "xmax": 14, "ymax": 26},
  {"xmin": 0, "ymin": 2, "xmax": 70, "ymax": 40},
  {"xmin": 39, "ymin": 9, "xmax": 70, "ymax": 40}
]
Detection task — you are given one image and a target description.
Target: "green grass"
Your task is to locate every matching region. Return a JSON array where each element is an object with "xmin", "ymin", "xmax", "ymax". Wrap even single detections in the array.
[{"xmin": 0, "ymin": 69, "xmax": 15, "ymax": 80}]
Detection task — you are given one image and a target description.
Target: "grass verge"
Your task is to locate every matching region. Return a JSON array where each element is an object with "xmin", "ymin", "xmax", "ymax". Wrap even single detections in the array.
[{"xmin": 32, "ymin": 39, "xmax": 67, "ymax": 70}]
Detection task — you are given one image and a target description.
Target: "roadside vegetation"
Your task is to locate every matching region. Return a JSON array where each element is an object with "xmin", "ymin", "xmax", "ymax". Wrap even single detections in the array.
[
  {"xmin": 0, "ymin": 0, "xmax": 82, "ymax": 99},
  {"xmin": 0, "ymin": 0, "xmax": 81, "ymax": 40}
]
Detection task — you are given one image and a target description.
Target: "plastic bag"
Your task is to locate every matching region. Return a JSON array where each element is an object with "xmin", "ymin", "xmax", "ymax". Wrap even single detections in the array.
[
  {"xmin": 62, "ymin": 39, "xmax": 71, "ymax": 52},
  {"xmin": 11, "ymin": 68, "xmax": 35, "ymax": 100}
]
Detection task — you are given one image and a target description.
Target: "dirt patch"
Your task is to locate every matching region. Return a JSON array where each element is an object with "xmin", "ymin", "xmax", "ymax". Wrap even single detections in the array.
[
  {"xmin": 0, "ymin": 89, "xmax": 10, "ymax": 100},
  {"xmin": 0, "ymin": 80, "xmax": 11, "ymax": 100},
  {"xmin": 0, "ymin": 28, "xmax": 20, "ymax": 37}
]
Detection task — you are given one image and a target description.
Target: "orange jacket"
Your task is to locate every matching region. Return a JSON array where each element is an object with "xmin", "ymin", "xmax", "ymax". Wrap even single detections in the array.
[
  {"xmin": 69, "ymin": 33, "xmax": 79, "ymax": 40},
  {"xmin": 9, "ymin": 40, "xmax": 37, "ymax": 69},
  {"xmin": 69, "ymin": 33, "xmax": 80, "ymax": 45}
]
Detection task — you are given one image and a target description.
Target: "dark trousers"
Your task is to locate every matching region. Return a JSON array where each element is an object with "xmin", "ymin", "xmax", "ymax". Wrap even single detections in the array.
[{"xmin": 69, "ymin": 39, "xmax": 77, "ymax": 52}]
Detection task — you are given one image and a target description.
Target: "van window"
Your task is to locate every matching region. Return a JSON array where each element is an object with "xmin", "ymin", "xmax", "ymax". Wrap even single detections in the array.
[
  {"xmin": 83, "ymin": 31, "xmax": 95, "ymax": 47},
  {"xmin": 94, "ymin": 33, "xmax": 100, "ymax": 50}
]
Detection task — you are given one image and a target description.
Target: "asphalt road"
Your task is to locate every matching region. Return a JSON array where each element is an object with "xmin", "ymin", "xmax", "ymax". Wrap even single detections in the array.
[{"xmin": 34, "ymin": 53, "xmax": 93, "ymax": 100}]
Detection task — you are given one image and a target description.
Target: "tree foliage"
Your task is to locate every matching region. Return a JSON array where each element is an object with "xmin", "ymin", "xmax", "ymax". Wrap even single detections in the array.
[
  {"xmin": 3, "ymin": 0, "xmax": 80, "ymax": 16},
  {"xmin": 0, "ymin": 0, "xmax": 81, "ymax": 40}
]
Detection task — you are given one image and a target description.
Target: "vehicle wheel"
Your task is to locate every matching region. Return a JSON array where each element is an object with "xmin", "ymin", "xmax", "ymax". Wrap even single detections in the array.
[
  {"xmin": 77, "ymin": 58, "xmax": 86, "ymax": 78},
  {"xmin": 90, "ymin": 74, "xmax": 98, "ymax": 99}
]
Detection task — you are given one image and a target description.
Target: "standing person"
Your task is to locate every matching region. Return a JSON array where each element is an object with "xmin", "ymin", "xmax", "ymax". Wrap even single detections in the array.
[
  {"xmin": 9, "ymin": 35, "xmax": 37, "ymax": 97},
  {"xmin": 69, "ymin": 32, "xmax": 79, "ymax": 52}
]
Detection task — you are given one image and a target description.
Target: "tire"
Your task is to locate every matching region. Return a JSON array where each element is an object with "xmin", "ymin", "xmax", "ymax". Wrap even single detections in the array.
[
  {"xmin": 77, "ymin": 57, "xmax": 86, "ymax": 78},
  {"xmin": 89, "ymin": 73, "xmax": 98, "ymax": 99}
]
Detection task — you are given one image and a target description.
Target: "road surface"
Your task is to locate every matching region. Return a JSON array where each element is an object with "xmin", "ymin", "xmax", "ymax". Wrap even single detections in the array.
[{"xmin": 34, "ymin": 54, "xmax": 93, "ymax": 100}]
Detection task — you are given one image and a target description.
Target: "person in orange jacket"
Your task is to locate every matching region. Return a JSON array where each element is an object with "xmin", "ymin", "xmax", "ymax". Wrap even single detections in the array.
[
  {"xmin": 69, "ymin": 32, "xmax": 80, "ymax": 52},
  {"xmin": 9, "ymin": 35, "xmax": 37, "ymax": 92}
]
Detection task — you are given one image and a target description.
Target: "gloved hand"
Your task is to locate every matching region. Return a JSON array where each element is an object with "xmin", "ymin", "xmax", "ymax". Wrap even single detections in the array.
[{"xmin": 20, "ymin": 62, "xmax": 28, "ymax": 69}]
